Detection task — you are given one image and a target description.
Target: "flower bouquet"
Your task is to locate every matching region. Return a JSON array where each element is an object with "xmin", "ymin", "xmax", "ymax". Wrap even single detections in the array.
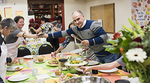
[{"xmin": 104, "ymin": 18, "xmax": 150, "ymax": 83}]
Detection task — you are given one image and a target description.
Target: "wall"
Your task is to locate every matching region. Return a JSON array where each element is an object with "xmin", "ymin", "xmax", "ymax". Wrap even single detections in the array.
[
  {"xmin": 0, "ymin": 0, "xmax": 29, "ymax": 33},
  {"xmin": 85, "ymin": 0, "xmax": 132, "ymax": 38},
  {"xmin": 0, "ymin": 0, "xmax": 132, "ymax": 52}
]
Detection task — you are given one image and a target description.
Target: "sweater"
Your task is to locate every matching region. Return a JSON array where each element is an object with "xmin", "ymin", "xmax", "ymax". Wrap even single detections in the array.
[{"xmin": 48, "ymin": 20, "xmax": 111, "ymax": 56}]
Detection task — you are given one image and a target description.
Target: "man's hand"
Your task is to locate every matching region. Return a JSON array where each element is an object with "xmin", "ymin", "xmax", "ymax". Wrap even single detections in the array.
[
  {"xmin": 81, "ymin": 40, "xmax": 89, "ymax": 46},
  {"xmin": 37, "ymin": 33, "xmax": 48, "ymax": 38}
]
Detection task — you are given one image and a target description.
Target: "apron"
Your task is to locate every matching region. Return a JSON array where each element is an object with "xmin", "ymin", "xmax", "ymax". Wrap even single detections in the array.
[
  {"xmin": 6, "ymin": 37, "xmax": 24, "ymax": 58},
  {"xmin": 0, "ymin": 42, "xmax": 7, "ymax": 82}
]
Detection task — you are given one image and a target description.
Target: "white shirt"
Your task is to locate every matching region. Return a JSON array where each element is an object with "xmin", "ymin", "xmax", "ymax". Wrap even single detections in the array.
[{"xmin": 80, "ymin": 19, "xmax": 87, "ymax": 28}]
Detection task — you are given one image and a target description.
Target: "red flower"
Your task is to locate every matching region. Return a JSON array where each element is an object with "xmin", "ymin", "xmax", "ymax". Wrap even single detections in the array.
[
  {"xmin": 112, "ymin": 32, "xmax": 121, "ymax": 40},
  {"xmin": 132, "ymin": 37, "xmax": 142, "ymax": 42},
  {"xmin": 132, "ymin": 37, "xmax": 143, "ymax": 48}
]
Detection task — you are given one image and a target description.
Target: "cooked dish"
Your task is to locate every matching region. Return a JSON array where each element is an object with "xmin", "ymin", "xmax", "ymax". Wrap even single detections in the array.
[
  {"xmin": 15, "ymin": 67, "xmax": 20, "ymax": 70},
  {"xmin": 48, "ymin": 59, "xmax": 58, "ymax": 64},
  {"xmin": 70, "ymin": 60, "xmax": 83, "ymax": 64}
]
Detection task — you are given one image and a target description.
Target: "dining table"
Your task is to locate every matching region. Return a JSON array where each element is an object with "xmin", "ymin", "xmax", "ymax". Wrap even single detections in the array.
[{"xmin": 5, "ymin": 53, "xmax": 130, "ymax": 83}]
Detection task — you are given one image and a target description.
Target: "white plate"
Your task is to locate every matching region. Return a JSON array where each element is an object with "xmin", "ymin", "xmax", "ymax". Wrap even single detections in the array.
[
  {"xmin": 65, "ymin": 61, "xmax": 88, "ymax": 67},
  {"xmin": 75, "ymin": 68, "xmax": 83, "ymax": 72},
  {"xmin": 88, "ymin": 61, "xmax": 99, "ymax": 66},
  {"xmin": 70, "ymin": 49, "xmax": 83, "ymax": 54},
  {"xmin": 8, "ymin": 74, "xmax": 29, "ymax": 82},
  {"xmin": 98, "ymin": 68, "xmax": 118, "ymax": 73},
  {"xmin": 51, "ymin": 73, "xmax": 59, "ymax": 77},
  {"xmin": 7, "ymin": 66, "xmax": 23, "ymax": 71},
  {"xmin": 23, "ymin": 55, "xmax": 33, "ymax": 59},
  {"xmin": 35, "ymin": 60, "xmax": 45, "ymax": 63}
]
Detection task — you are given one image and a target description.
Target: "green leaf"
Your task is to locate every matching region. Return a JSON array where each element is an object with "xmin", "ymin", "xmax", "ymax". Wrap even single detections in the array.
[
  {"xmin": 143, "ymin": 56, "xmax": 150, "ymax": 67},
  {"xmin": 106, "ymin": 38, "xmax": 119, "ymax": 46},
  {"xmin": 104, "ymin": 45, "xmax": 120, "ymax": 54},
  {"xmin": 130, "ymin": 71, "xmax": 137, "ymax": 77},
  {"xmin": 120, "ymin": 38, "xmax": 132, "ymax": 46}
]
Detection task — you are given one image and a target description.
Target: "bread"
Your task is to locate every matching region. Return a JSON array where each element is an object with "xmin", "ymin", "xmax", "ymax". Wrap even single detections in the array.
[{"xmin": 44, "ymin": 79, "xmax": 57, "ymax": 83}]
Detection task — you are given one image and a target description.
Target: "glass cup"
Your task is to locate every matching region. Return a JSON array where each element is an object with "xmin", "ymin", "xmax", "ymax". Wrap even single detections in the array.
[
  {"xmin": 19, "ymin": 58, "xmax": 24, "ymax": 65},
  {"xmin": 54, "ymin": 68, "xmax": 62, "ymax": 76},
  {"xmin": 37, "ymin": 56, "xmax": 44, "ymax": 62},
  {"xmin": 32, "ymin": 68, "xmax": 38, "ymax": 76},
  {"xmin": 27, "ymin": 60, "xmax": 33, "ymax": 68}
]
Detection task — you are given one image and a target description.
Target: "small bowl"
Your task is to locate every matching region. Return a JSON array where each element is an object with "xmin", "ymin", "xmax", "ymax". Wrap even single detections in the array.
[
  {"xmin": 37, "ymin": 56, "xmax": 44, "ymax": 62},
  {"xmin": 39, "ymin": 5, "xmax": 44, "ymax": 8}
]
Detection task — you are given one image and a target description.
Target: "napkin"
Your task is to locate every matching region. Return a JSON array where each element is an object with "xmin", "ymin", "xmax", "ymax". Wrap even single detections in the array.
[
  {"xmin": 129, "ymin": 77, "xmax": 140, "ymax": 83},
  {"xmin": 35, "ymin": 74, "xmax": 50, "ymax": 80}
]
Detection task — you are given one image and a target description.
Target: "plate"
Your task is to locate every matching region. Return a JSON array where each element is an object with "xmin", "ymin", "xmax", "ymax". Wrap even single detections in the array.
[
  {"xmin": 46, "ymin": 61, "xmax": 58, "ymax": 66},
  {"xmin": 70, "ymin": 49, "xmax": 83, "ymax": 54},
  {"xmin": 23, "ymin": 55, "xmax": 33, "ymax": 59},
  {"xmin": 7, "ymin": 66, "xmax": 23, "ymax": 71},
  {"xmin": 35, "ymin": 60, "xmax": 45, "ymax": 63},
  {"xmin": 75, "ymin": 68, "xmax": 83, "ymax": 72},
  {"xmin": 8, "ymin": 74, "xmax": 29, "ymax": 82},
  {"xmin": 65, "ymin": 61, "xmax": 88, "ymax": 67},
  {"xmin": 51, "ymin": 73, "xmax": 59, "ymax": 77},
  {"xmin": 98, "ymin": 68, "xmax": 118, "ymax": 73},
  {"xmin": 88, "ymin": 61, "xmax": 99, "ymax": 66}
]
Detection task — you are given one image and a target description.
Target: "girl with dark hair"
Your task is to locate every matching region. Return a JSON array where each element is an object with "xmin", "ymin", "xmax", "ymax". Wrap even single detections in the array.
[{"xmin": 51, "ymin": 16, "xmax": 62, "ymax": 31}]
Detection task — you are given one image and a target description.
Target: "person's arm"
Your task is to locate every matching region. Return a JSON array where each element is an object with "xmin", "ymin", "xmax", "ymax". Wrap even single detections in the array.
[
  {"xmin": 54, "ymin": 37, "xmax": 71, "ymax": 55},
  {"xmin": 16, "ymin": 32, "xmax": 38, "ymax": 39},
  {"xmin": 50, "ymin": 20, "xmax": 57, "ymax": 24},
  {"xmin": 80, "ymin": 61, "xmax": 120, "ymax": 73},
  {"xmin": 29, "ymin": 27, "xmax": 42, "ymax": 34}
]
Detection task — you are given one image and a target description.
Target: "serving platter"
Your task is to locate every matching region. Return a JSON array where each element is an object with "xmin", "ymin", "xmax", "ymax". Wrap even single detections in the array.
[{"xmin": 65, "ymin": 61, "xmax": 88, "ymax": 67}]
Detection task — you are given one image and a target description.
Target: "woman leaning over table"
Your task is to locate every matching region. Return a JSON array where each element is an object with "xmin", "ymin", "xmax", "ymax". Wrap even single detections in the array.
[
  {"xmin": 5, "ymin": 16, "xmax": 37, "ymax": 58},
  {"xmin": 0, "ymin": 17, "xmax": 17, "ymax": 83}
]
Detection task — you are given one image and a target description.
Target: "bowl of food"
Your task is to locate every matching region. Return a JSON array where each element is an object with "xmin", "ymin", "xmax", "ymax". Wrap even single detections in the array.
[
  {"xmin": 63, "ymin": 76, "xmax": 111, "ymax": 83},
  {"xmin": 46, "ymin": 59, "xmax": 58, "ymax": 66},
  {"xmin": 65, "ymin": 60, "xmax": 88, "ymax": 74},
  {"xmin": 37, "ymin": 56, "xmax": 44, "ymax": 62}
]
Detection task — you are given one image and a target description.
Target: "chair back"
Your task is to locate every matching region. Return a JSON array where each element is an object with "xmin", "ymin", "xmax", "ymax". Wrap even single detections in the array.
[
  {"xmin": 18, "ymin": 47, "xmax": 31, "ymax": 57},
  {"xmin": 115, "ymin": 79, "xmax": 130, "ymax": 83},
  {"xmin": 38, "ymin": 44, "xmax": 54, "ymax": 55}
]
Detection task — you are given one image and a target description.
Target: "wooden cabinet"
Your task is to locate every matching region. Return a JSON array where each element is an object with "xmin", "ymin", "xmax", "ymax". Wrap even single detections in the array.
[
  {"xmin": 28, "ymin": 2, "xmax": 65, "ymax": 43},
  {"xmin": 52, "ymin": 3, "xmax": 62, "ymax": 18}
]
